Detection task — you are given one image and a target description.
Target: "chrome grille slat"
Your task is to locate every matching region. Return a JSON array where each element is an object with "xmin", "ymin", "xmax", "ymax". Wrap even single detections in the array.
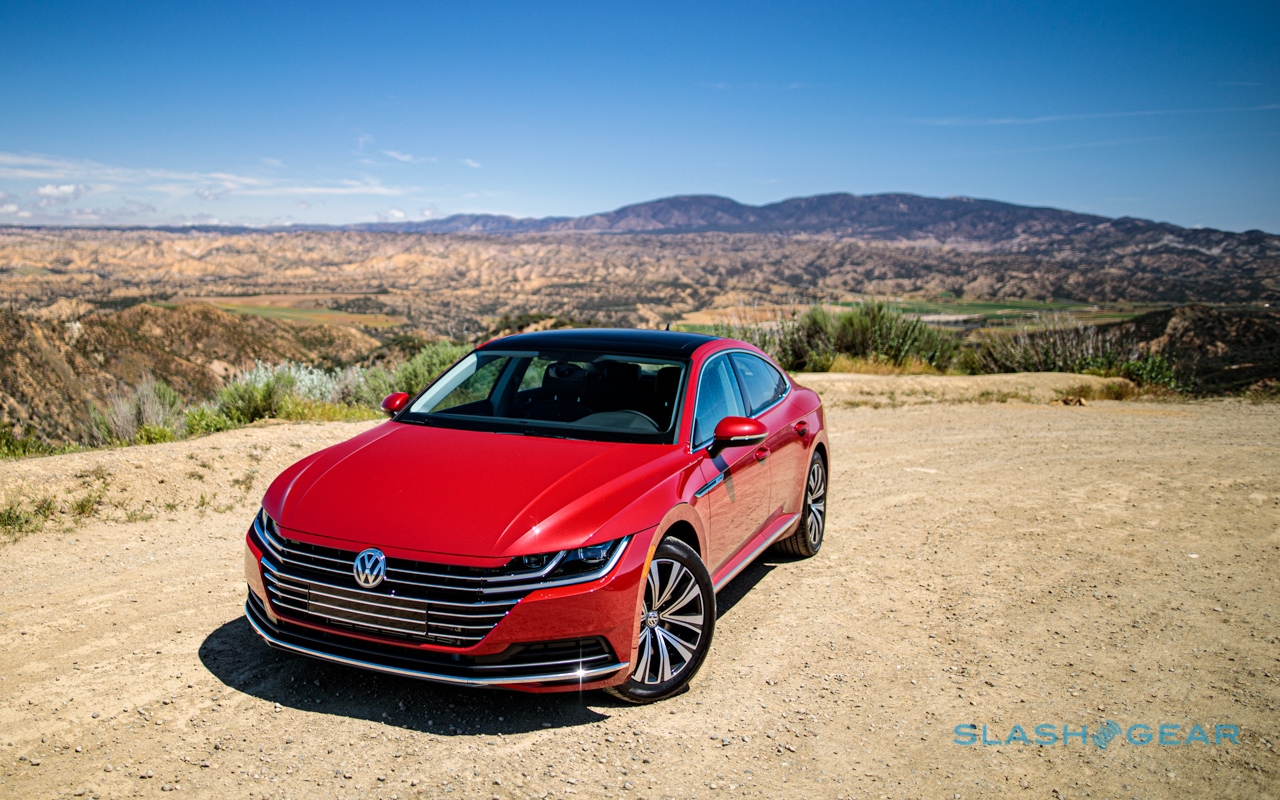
[
  {"xmin": 304, "ymin": 597, "xmax": 427, "ymax": 626},
  {"xmin": 430, "ymin": 609, "xmax": 512, "ymax": 621},
  {"xmin": 255, "ymin": 529, "xmax": 550, "ymax": 646},
  {"xmin": 469, "ymin": 655, "xmax": 614, "ymax": 671},
  {"xmin": 268, "ymin": 597, "xmax": 429, "ymax": 638}
]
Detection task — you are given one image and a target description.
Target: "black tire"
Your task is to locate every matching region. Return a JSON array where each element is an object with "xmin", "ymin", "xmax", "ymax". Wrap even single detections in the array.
[
  {"xmin": 773, "ymin": 451, "xmax": 827, "ymax": 558},
  {"xmin": 605, "ymin": 537, "xmax": 715, "ymax": 704}
]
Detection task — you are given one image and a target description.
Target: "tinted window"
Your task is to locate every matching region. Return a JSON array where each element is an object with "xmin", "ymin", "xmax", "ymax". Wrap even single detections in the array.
[
  {"xmin": 731, "ymin": 353, "xmax": 788, "ymax": 415},
  {"xmin": 692, "ymin": 355, "xmax": 746, "ymax": 447},
  {"xmin": 402, "ymin": 349, "xmax": 687, "ymax": 444}
]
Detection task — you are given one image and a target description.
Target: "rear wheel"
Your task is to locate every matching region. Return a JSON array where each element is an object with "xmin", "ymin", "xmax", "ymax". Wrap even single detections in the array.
[
  {"xmin": 774, "ymin": 451, "xmax": 826, "ymax": 558},
  {"xmin": 605, "ymin": 537, "xmax": 715, "ymax": 704}
]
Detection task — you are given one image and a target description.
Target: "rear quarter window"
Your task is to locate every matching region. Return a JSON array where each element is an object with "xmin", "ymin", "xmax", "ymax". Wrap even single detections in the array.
[{"xmin": 731, "ymin": 353, "xmax": 788, "ymax": 415}]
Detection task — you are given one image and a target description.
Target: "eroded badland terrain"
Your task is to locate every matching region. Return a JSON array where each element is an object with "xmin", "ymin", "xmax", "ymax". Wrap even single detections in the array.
[{"xmin": 1, "ymin": 382, "xmax": 1278, "ymax": 799}]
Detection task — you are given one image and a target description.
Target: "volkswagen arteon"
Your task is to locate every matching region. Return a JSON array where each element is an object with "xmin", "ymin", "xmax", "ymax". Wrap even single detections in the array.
[{"xmin": 244, "ymin": 329, "xmax": 829, "ymax": 702}]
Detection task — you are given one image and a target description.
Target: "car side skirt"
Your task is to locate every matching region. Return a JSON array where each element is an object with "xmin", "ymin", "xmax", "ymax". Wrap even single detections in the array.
[{"xmin": 711, "ymin": 512, "xmax": 800, "ymax": 593}]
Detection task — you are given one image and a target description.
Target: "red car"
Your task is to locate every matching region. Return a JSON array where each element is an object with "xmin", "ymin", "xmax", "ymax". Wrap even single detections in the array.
[{"xmin": 244, "ymin": 329, "xmax": 829, "ymax": 703}]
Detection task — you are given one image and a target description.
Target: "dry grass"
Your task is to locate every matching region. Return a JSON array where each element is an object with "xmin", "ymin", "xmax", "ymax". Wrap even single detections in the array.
[
  {"xmin": 1245, "ymin": 379, "xmax": 1280, "ymax": 404},
  {"xmin": 1053, "ymin": 380, "xmax": 1183, "ymax": 403},
  {"xmin": 276, "ymin": 397, "xmax": 384, "ymax": 422},
  {"xmin": 827, "ymin": 354, "xmax": 943, "ymax": 375}
]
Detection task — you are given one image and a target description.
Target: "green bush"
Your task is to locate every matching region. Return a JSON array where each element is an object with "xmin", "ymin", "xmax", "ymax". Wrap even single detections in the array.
[
  {"xmin": 216, "ymin": 372, "xmax": 296, "ymax": 424},
  {"xmin": 832, "ymin": 301, "xmax": 958, "ymax": 369},
  {"xmin": 391, "ymin": 340, "xmax": 469, "ymax": 395},
  {"xmin": 714, "ymin": 303, "xmax": 959, "ymax": 372},
  {"xmin": 136, "ymin": 423, "xmax": 177, "ymax": 444},
  {"xmin": 183, "ymin": 405, "xmax": 236, "ymax": 437},
  {"xmin": 779, "ymin": 307, "xmax": 837, "ymax": 372},
  {"xmin": 0, "ymin": 429, "xmax": 63, "ymax": 460},
  {"xmin": 1117, "ymin": 352, "xmax": 1184, "ymax": 391},
  {"xmin": 973, "ymin": 319, "xmax": 1189, "ymax": 391}
]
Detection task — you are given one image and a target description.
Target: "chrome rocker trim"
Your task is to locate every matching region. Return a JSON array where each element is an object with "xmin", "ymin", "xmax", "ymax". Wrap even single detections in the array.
[
  {"xmin": 712, "ymin": 512, "xmax": 800, "ymax": 593},
  {"xmin": 244, "ymin": 600, "xmax": 629, "ymax": 687}
]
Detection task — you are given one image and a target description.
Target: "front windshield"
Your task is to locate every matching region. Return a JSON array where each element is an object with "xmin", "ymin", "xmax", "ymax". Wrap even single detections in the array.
[{"xmin": 401, "ymin": 349, "xmax": 687, "ymax": 444}]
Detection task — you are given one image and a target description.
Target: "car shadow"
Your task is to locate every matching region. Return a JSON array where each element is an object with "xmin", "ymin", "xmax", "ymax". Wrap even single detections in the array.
[
  {"xmin": 198, "ymin": 616, "xmax": 610, "ymax": 734},
  {"xmin": 715, "ymin": 552, "xmax": 793, "ymax": 620}
]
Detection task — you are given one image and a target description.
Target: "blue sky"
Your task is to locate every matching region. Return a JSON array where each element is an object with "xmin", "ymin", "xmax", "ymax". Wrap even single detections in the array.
[{"xmin": 1, "ymin": 1, "xmax": 1277, "ymax": 231}]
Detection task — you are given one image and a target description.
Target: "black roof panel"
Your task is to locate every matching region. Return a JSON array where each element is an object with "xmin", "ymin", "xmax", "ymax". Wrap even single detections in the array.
[{"xmin": 480, "ymin": 328, "xmax": 718, "ymax": 358}]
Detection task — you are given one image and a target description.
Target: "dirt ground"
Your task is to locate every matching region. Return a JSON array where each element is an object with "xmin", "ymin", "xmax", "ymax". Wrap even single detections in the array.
[{"xmin": 2, "ymin": 379, "xmax": 1278, "ymax": 799}]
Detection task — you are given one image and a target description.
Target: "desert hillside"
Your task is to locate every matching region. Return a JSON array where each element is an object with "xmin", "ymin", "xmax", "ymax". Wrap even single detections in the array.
[
  {"xmin": 3, "ymin": 193, "xmax": 1277, "ymax": 336},
  {"xmin": 0, "ymin": 303, "xmax": 378, "ymax": 442}
]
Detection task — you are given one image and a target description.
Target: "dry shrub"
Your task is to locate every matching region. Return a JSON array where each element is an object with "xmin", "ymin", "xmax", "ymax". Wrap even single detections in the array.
[
  {"xmin": 714, "ymin": 302, "xmax": 959, "ymax": 372},
  {"xmin": 1245, "ymin": 379, "xmax": 1280, "ymax": 404},
  {"xmin": 828, "ymin": 354, "xmax": 943, "ymax": 375}
]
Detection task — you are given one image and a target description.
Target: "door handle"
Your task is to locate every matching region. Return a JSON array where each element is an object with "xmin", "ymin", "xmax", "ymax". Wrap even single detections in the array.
[
  {"xmin": 754, "ymin": 446, "xmax": 770, "ymax": 462},
  {"xmin": 794, "ymin": 421, "xmax": 808, "ymax": 436}
]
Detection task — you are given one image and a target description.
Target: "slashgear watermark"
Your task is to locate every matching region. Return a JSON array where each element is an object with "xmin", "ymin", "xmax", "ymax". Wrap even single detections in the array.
[{"xmin": 953, "ymin": 721, "xmax": 1240, "ymax": 750}]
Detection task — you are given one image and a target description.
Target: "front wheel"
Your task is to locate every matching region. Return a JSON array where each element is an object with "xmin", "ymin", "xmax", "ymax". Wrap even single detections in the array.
[
  {"xmin": 774, "ymin": 451, "xmax": 826, "ymax": 558},
  {"xmin": 606, "ymin": 537, "xmax": 715, "ymax": 704}
]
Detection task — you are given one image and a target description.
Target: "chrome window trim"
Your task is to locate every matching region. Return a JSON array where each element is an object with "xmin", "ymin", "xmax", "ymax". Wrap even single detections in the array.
[
  {"xmin": 693, "ymin": 472, "xmax": 725, "ymax": 498},
  {"xmin": 689, "ymin": 348, "xmax": 793, "ymax": 452}
]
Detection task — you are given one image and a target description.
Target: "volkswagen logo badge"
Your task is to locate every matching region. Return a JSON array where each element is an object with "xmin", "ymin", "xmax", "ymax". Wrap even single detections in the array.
[{"xmin": 353, "ymin": 548, "xmax": 387, "ymax": 589}]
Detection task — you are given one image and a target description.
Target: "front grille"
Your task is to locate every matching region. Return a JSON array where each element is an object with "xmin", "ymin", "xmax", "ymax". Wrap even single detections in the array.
[
  {"xmin": 253, "ymin": 520, "xmax": 557, "ymax": 647},
  {"xmin": 247, "ymin": 593, "xmax": 622, "ymax": 684}
]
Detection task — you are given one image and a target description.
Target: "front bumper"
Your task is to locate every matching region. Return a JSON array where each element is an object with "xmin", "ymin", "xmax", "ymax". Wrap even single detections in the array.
[
  {"xmin": 245, "ymin": 593, "xmax": 628, "ymax": 689},
  {"xmin": 243, "ymin": 527, "xmax": 651, "ymax": 692}
]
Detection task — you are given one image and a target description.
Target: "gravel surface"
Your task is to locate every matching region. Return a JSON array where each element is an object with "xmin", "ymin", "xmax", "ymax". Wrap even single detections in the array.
[{"xmin": 2, "ymin": 396, "xmax": 1278, "ymax": 799}]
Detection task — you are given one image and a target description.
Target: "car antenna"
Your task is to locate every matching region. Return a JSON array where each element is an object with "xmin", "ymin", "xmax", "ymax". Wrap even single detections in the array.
[{"xmin": 664, "ymin": 322, "xmax": 670, "ymax": 331}]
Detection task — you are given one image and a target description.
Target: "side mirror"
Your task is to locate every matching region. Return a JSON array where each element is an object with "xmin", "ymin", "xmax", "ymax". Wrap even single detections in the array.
[
  {"xmin": 381, "ymin": 392, "xmax": 410, "ymax": 416},
  {"xmin": 710, "ymin": 416, "xmax": 767, "ymax": 455}
]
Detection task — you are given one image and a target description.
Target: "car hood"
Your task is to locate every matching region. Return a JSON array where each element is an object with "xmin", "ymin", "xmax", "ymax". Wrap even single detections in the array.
[{"xmin": 264, "ymin": 421, "xmax": 683, "ymax": 561}]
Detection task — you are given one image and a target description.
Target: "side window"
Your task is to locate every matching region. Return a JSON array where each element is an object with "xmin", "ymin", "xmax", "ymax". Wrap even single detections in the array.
[
  {"xmin": 517, "ymin": 357, "xmax": 557, "ymax": 391},
  {"xmin": 731, "ymin": 353, "xmax": 788, "ymax": 415},
  {"xmin": 692, "ymin": 355, "xmax": 746, "ymax": 447}
]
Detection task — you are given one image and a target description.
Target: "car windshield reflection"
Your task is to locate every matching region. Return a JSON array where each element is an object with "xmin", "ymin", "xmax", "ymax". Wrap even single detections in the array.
[{"xmin": 401, "ymin": 349, "xmax": 687, "ymax": 444}]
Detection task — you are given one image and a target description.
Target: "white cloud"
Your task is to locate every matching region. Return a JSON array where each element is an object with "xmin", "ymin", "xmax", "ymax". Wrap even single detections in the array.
[
  {"xmin": 0, "ymin": 151, "xmax": 267, "ymax": 188},
  {"xmin": 22, "ymin": 199, "xmax": 158, "ymax": 224},
  {"xmin": 0, "ymin": 149, "xmax": 423, "ymax": 225},
  {"xmin": 460, "ymin": 159, "xmax": 482, "ymax": 169},
  {"xmin": 238, "ymin": 181, "xmax": 415, "ymax": 197},
  {"xmin": 32, "ymin": 183, "xmax": 91, "ymax": 205},
  {"xmin": 381, "ymin": 150, "xmax": 437, "ymax": 164},
  {"xmin": 378, "ymin": 208, "xmax": 407, "ymax": 221},
  {"xmin": 261, "ymin": 157, "xmax": 284, "ymax": 167}
]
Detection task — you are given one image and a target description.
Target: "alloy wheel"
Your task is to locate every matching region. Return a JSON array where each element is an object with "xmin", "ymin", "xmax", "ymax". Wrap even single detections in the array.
[
  {"xmin": 805, "ymin": 458, "xmax": 827, "ymax": 548},
  {"xmin": 633, "ymin": 558, "xmax": 706, "ymax": 684}
]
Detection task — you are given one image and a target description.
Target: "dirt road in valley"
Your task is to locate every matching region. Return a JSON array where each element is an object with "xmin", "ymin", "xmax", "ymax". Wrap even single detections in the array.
[{"xmin": 1, "ymin": 386, "xmax": 1278, "ymax": 799}]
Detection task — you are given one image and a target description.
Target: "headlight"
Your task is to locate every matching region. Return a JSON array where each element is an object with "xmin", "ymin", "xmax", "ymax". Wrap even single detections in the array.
[
  {"xmin": 254, "ymin": 507, "xmax": 278, "ymax": 537},
  {"xmin": 515, "ymin": 536, "xmax": 631, "ymax": 582},
  {"xmin": 252, "ymin": 508, "xmax": 284, "ymax": 557}
]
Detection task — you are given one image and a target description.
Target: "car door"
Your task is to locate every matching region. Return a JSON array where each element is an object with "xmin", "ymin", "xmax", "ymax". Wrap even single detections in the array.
[
  {"xmin": 692, "ymin": 353, "xmax": 772, "ymax": 573},
  {"xmin": 730, "ymin": 352, "xmax": 801, "ymax": 519}
]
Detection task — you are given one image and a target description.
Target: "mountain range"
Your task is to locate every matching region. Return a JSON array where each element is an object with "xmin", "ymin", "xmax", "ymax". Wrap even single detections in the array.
[
  {"xmin": 2, "ymin": 192, "xmax": 1277, "ymax": 337},
  {"xmin": 346, "ymin": 192, "xmax": 1278, "ymax": 251}
]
